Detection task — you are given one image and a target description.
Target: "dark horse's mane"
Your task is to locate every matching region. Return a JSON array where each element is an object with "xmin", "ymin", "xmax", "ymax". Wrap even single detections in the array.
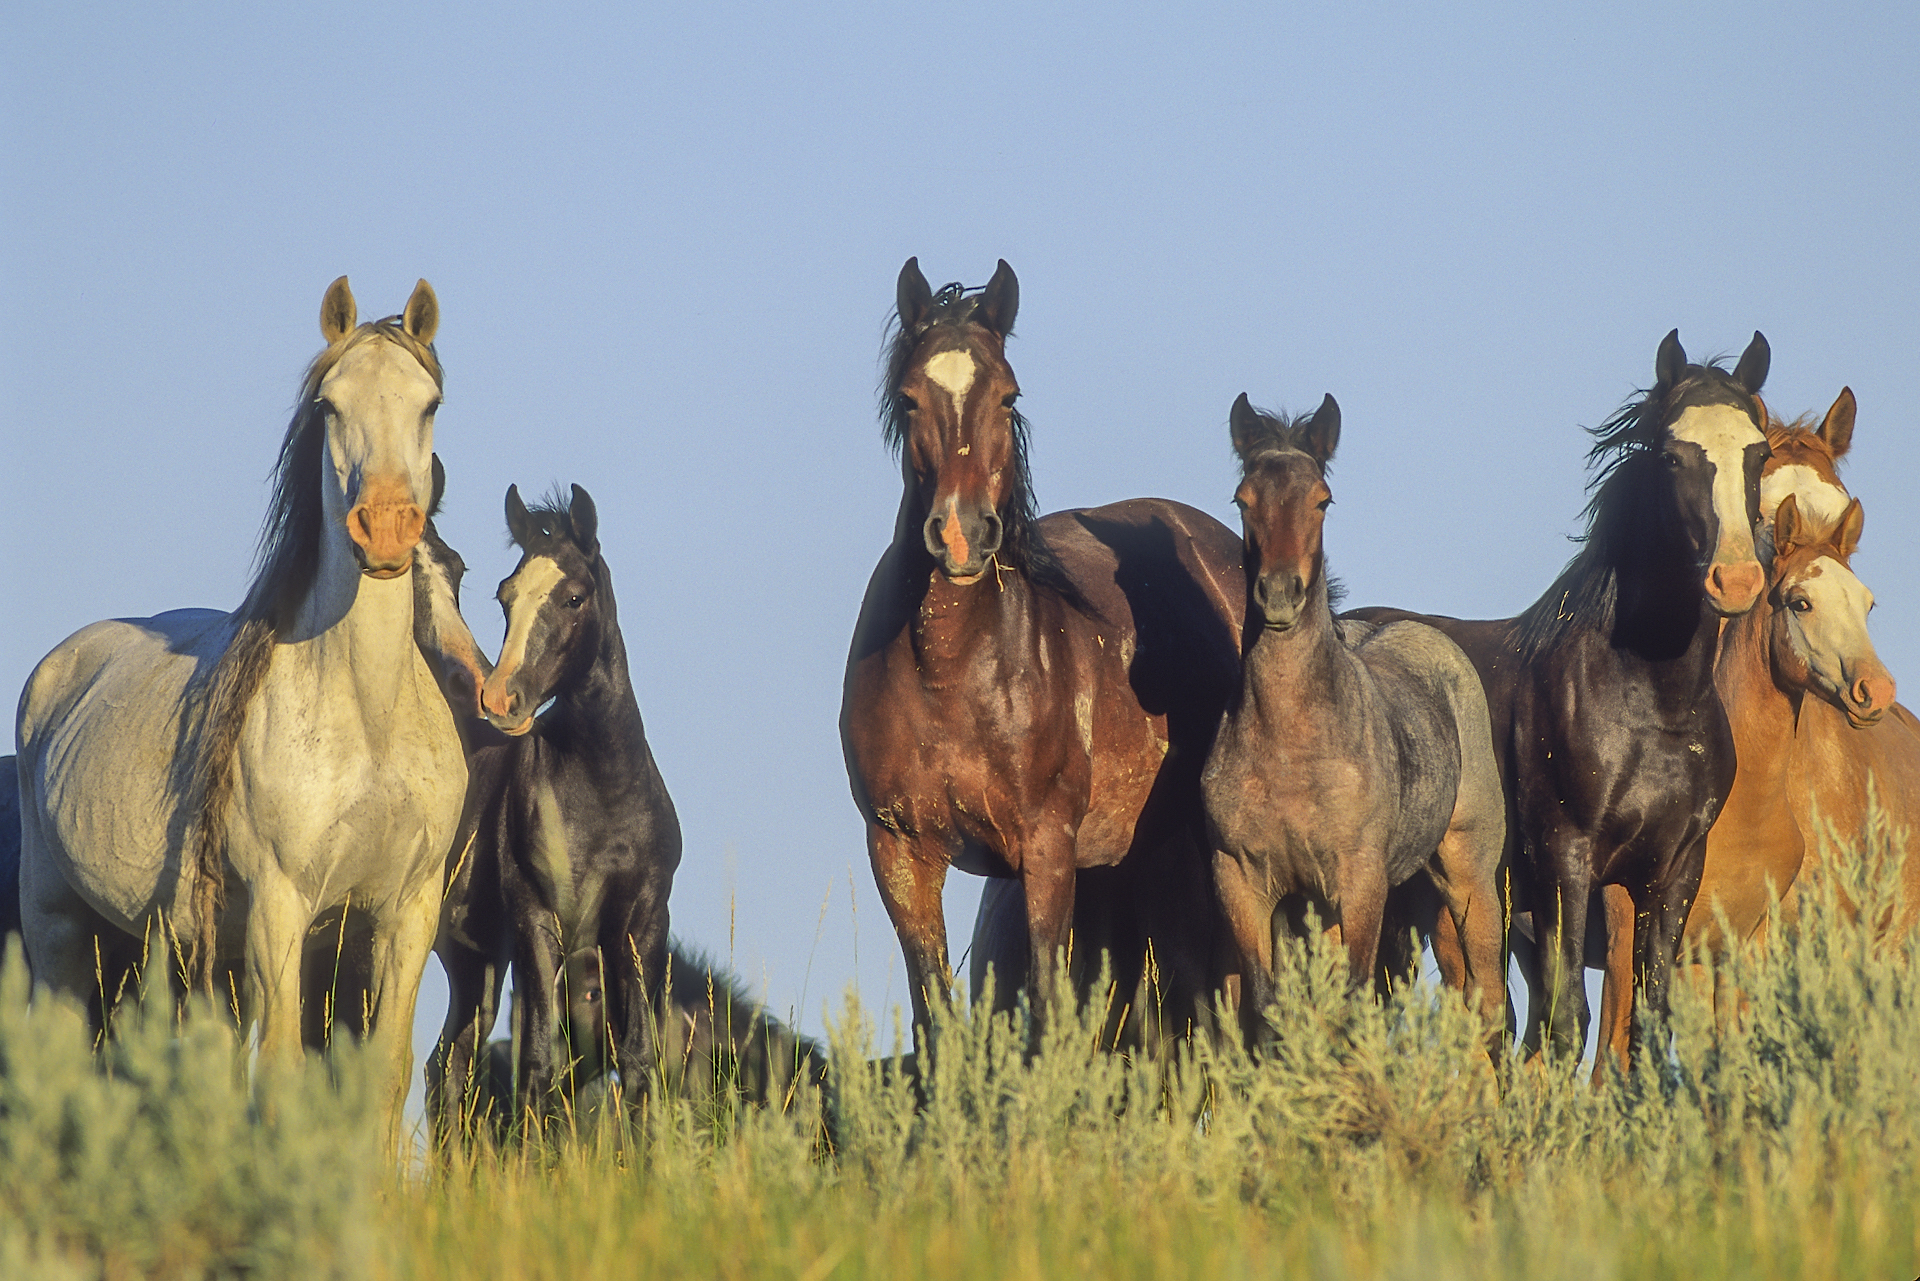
[
  {"xmin": 877, "ymin": 282, "xmax": 1082, "ymax": 604},
  {"xmin": 183, "ymin": 319, "xmax": 442, "ymax": 988},
  {"xmin": 1511, "ymin": 359, "xmax": 1753, "ymax": 660}
]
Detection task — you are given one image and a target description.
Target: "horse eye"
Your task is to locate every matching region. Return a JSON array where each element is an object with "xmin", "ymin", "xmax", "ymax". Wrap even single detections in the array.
[
  {"xmin": 1664, "ymin": 453, "xmax": 1682, "ymax": 468},
  {"xmin": 1002, "ymin": 392, "xmax": 1020, "ymax": 408},
  {"xmin": 566, "ymin": 594, "xmax": 584, "ymax": 609},
  {"xmin": 898, "ymin": 394, "xmax": 919, "ymax": 412},
  {"xmin": 1317, "ymin": 498, "xmax": 1334, "ymax": 512},
  {"xmin": 1790, "ymin": 598, "xmax": 1812, "ymax": 613}
]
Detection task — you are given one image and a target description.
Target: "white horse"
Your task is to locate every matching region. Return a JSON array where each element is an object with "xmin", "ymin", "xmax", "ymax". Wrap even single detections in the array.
[{"xmin": 15, "ymin": 277, "xmax": 476, "ymax": 1117}]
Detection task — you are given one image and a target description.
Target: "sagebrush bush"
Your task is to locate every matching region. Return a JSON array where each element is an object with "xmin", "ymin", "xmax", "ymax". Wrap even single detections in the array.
[{"xmin": 3, "ymin": 812, "xmax": 1916, "ymax": 1279}]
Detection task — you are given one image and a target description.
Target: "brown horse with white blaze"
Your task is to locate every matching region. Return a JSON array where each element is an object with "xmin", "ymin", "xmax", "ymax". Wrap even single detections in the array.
[{"xmin": 841, "ymin": 259, "xmax": 1246, "ymax": 1041}]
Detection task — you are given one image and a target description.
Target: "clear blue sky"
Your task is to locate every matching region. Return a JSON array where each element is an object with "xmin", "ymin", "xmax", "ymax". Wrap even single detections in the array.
[{"xmin": 6, "ymin": 4, "xmax": 1917, "ymax": 1093}]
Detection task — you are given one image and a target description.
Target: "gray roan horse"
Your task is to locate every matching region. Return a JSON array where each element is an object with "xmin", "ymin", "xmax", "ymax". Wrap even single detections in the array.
[
  {"xmin": 15, "ymin": 277, "xmax": 478, "ymax": 1122},
  {"xmin": 1201, "ymin": 395, "xmax": 1507, "ymax": 1042}
]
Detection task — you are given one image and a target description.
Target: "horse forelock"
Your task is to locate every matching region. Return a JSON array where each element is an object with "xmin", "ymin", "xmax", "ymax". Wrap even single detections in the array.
[{"xmin": 183, "ymin": 317, "xmax": 442, "ymax": 988}]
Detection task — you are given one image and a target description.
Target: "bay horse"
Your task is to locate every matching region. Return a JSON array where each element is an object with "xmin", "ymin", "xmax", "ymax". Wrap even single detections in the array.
[
  {"xmin": 1360, "ymin": 330, "xmax": 1772, "ymax": 1059},
  {"xmin": 1202, "ymin": 395, "xmax": 1506, "ymax": 1041},
  {"xmin": 841, "ymin": 259, "xmax": 1245, "ymax": 1043},
  {"xmin": 15, "ymin": 278, "xmax": 477, "ymax": 1121},
  {"xmin": 430, "ymin": 483, "xmax": 682, "ymax": 1133}
]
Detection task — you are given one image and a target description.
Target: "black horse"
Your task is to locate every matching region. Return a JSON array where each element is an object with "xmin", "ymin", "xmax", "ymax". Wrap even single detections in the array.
[
  {"xmin": 429, "ymin": 484, "xmax": 682, "ymax": 1134},
  {"xmin": 1360, "ymin": 330, "xmax": 1771, "ymax": 1059}
]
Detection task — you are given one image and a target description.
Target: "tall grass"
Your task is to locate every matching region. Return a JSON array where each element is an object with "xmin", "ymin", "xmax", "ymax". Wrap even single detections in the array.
[{"xmin": 3, "ymin": 814, "xmax": 1916, "ymax": 1279}]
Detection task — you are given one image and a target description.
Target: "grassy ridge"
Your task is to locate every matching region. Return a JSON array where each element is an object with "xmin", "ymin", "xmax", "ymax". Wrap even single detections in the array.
[{"xmin": 3, "ymin": 817, "xmax": 1916, "ymax": 1279}]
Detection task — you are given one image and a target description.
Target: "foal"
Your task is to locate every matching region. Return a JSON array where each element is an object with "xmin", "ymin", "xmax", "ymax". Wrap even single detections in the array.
[
  {"xmin": 1202, "ymin": 395, "xmax": 1507, "ymax": 1039},
  {"xmin": 431, "ymin": 484, "xmax": 682, "ymax": 1131}
]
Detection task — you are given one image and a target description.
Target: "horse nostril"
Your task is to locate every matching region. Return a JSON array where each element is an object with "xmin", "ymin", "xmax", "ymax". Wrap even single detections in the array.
[{"xmin": 979, "ymin": 512, "xmax": 1004, "ymax": 554}]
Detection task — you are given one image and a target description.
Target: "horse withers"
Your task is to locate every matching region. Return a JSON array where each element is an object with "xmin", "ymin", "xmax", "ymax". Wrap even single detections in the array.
[
  {"xmin": 430, "ymin": 484, "xmax": 682, "ymax": 1135},
  {"xmin": 15, "ymin": 278, "xmax": 477, "ymax": 1124},
  {"xmin": 841, "ymin": 259, "xmax": 1246, "ymax": 1047},
  {"xmin": 1202, "ymin": 395, "xmax": 1506, "ymax": 1043}
]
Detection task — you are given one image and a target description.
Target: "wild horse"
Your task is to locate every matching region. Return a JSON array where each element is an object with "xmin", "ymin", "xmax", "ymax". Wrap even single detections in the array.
[
  {"xmin": 841, "ymin": 259, "xmax": 1245, "ymax": 1043},
  {"xmin": 430, "ymin": 484, "xmax": 682, "ymax": 1132},
  {"xmin": 16, "ymin": 278, "xmax": 476, "ymax": 1124},
  {"xmin": 1361, "ymin": 330, "xmax": 1771, "ymax": 1059},
  {"xmin": 1203, "ymin": 394, "xmax": 1506, "ymax": 1040}
]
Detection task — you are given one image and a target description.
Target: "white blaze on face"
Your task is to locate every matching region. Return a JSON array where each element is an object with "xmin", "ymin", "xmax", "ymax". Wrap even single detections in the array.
[
  {"xmin": 1671, "ymin": 403, "xmax": 1765, "ymax": 562},
  {"xmin": 923, "ymin": 348, "xmax": 977, "ymax": 423},
  {"xmin": 1761, "ymin": 464, "xmax": 1851, "ymax": 532},
  {"xmin": 496, "ymin": 555, "xmax": 567, "ymax": 678},
  {"xmin": 1783, "ymin": 556, "xmax": 1879, "ymax": 695}
]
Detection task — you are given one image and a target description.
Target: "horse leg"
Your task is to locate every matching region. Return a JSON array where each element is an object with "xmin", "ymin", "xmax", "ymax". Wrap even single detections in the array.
[
  {"xmin": 1336, "ymin": 855, "xmax": 1389, "ymax": 992},
  {"xmin": 355, "ymin": 874, "xmax": 441, "ymax": 1139},
  {"xmin": 866, "ymin": 824, "xmax": 952, "ymax": 1039},
  {"xmin": 428, "ymin": 939, "xmax": 501, "ymax": 1145},
  {"xmin": 609, "ymin": 891, "xmax": 672, "ymax": 1105},
  {"xmin": 1533, "ymin": 830, "xmax": 1595, "ymax": 1060},
  {"xmin": 18, "ymin": 845, "xmax": 119, "ymax": 1034},
  {"xmin": 1592, "ymin": 884, "xmax": 1635, "ymax": 1084},
  {"xmin": 511, "ymin": 921, "xmax": 565, "ymax": 1129},
  {"xmin": 1019, "ymin": 839, "xmax": 1077, "ymax": 1029},
  {"xmin": 243, "ymin": 872, "xmax": 311, "ymax": 1065},
  {"xmin": 1631, "ymin": 829, "xmax": 1710, "ymax": 1064},
  {"xmin": 1211, "ymin": 850, "xmax": 1276, "ymax": 1044},
  {"xmin": 1433, "ymin": 825, "xmax": 1510, "ymax": 1038}
]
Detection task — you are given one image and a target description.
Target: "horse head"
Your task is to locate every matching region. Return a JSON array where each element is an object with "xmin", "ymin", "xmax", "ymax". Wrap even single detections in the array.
[
  {"xmin": 1649, "ymin": 329, "xmax": 1772, "ymax": 617},
  {"xmin": 1227, "ymin": 392, "xmax": 1340, "ymax": 632},
  {"xmin": 312, "ymin": 276, "xmax": 442, "ymax": 578},
  {"xmin": 481, "ymin": 483, "xmax": 604, "ymax": 735},
  {"xmin": 1770, "ymin": 493, "xmax": 1894, "ymax": 728},
  {"xmin": 886, "ymin": 258, "xmax": 1024, "ymax": 582}
]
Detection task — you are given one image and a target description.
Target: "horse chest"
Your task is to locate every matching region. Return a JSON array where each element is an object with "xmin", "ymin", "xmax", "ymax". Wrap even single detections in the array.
[{"xmin": 513, "ymin": 777, "xmax": 606, "ymax": 946}]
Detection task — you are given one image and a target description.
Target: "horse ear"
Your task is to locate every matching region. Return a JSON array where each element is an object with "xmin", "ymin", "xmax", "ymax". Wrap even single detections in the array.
[
  {"xmin": 404, "ymin": 279, "xmax": 439, "ymax": 345},
  {"xmin": 976, "ymin": 259, "xmax": 1019, "ymax": 337},
  {"xmin": 897, "ymin": 258, "xmax": 934, "ymax": 332},
  {"xmin": 320, "ymin": 275, "xmax": 356, "ymax": 343},
  {"xmin": 1228, "ymin": 392, "xmax": 1261, "ymax": 458},
  {"xmin": 1835, "ymin": 497, "xmax": 1864, "ymax": 561},
  {"xmin": 568, "ymin": 484, "xmax": 599, "ymax": 555},
  {"xmin": 1303, "ymin": 393, "xmax": 1342, "ymax": 464},
  {"xmin": 1821, "ymin": 386, "xmax": 1856, "ymax": 458},
  {"xmin": 1772, "ymin": 492, "xmax": 1805, "ymax": 556},
  {"xmin": 504, "ymin": 484, "xmax": 535, "ymax": 546},
  {"xmin": 429, "ymin": 454, "xmax": 447, "ymax": 517},
  {"xmin": 1655, "ymin": 328, "xmax": 1688, "ymax": 389},
  {"xmin": 1732, "ymin": 330, "xmax": 1769, "ymax": 394}
]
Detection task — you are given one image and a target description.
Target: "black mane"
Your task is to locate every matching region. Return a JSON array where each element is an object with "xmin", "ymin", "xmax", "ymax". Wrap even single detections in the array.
[
  {"xmin": 877, "ymin": 283, "xmax": 1083, "ymax": 605},
  {"xmin": 1511, "ymin": 358, "xmax": 1754, "ymax": 658}
]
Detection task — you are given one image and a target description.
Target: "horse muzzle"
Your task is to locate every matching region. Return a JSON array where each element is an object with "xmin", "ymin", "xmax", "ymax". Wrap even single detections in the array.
[
  {"xmin": 1842, "ymin": 670, "xmax": 1896, "ymax": 729},
  {"xmin": 1253, "ymin": 571, "xmax": 1307, "ymax": 631},
  {"xmin": 480, "ymin": 673, "xmax": 538, "ymax": 736},
  {"xmin": 1703, "ymin": 559, "xmax": 1765, "ymax": 617},
  {"xmin": 347, "ymin": 474, "xmax": 426, "ymax": 577},
  {"xmin": 924, "ymin": 501, "xmax": 1003, "ymax": 582}
]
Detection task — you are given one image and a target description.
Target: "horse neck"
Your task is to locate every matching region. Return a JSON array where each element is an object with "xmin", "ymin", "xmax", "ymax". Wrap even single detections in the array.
[
  {"xmin": 1716, "ymin": 597, "xmax": 1796, "ymax": 776},
  {"xmin": 545, "ymin": 602, "xmax": 648, "ymax": 764},
  {"xmin": 282, "ymin": 524, "xmax": 419, "ymax": 711},
  {"xmin": 1239, "ymin": 580, "xmax": 1345, "ymax": 724},
  {"xmin": 908, "ymin": 562, "xmax": 1039, "ymax": 676},
  {"xmin": 1605, "ymin": 520, "xmax": 1722, "ymax": 694}
]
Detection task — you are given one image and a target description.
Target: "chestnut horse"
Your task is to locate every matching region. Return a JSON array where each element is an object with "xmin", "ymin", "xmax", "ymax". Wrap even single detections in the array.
[
  {"xmin": 841, "ymin": 259, "xmax": 1245, "ymax": 1040},
  {"xmin": 16, "ymin": 279, "xmax": 480, "ymax": 1126},
  {"xmin": 1360, "ymin": 330, "xmax": 1771, "ymax": 1059},
  {"xmin": 1202, "ymin": 395, "xmax": 1506, "ymax": 1040}
]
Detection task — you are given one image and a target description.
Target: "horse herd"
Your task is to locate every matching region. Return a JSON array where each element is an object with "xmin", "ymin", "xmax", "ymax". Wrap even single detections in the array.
[{"xmin": 4, "ymin": 262, "xmax": 1914, "ymax": 1142}]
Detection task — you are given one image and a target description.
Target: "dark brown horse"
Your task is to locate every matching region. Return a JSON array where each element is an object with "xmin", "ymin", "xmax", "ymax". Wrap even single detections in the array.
[
  {"xmin": 1203, "ymin": 395, "xmax": 1507, "ymax": 1041},
  {"xmin": 1361, "ymin": 330, "xmax": 1771, "ymax": 1059},
  {"xmin": 840, "ymin": 259, "xmax": 1245, "ymax": 1041}
]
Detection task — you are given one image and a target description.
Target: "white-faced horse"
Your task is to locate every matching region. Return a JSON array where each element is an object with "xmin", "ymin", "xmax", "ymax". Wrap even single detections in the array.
[{"xmin": 15, "ymin": 277, "xmax": 476, "ymax": 1120}]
